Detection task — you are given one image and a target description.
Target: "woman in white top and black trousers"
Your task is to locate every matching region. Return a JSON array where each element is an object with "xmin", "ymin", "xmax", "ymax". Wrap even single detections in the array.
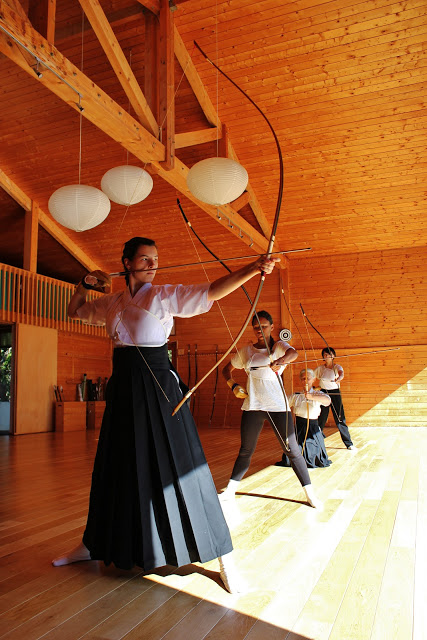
[
  {"xmin": 314, "ymin": 348, "xmax": 357, "ymax": 451},
  {"xmin": 52, "ymin": 236, "xmax": 280, "ymax": 593},
  {"xmin": 221, "ymin": 311, "xmax": 321, "ymax": 508}
]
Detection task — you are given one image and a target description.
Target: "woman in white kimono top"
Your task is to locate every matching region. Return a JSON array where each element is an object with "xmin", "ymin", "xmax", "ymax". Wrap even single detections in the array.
[
  {"xmin": 279, "ymin": 368, "xmax": 332, "ymax": 469},
  {"xmin": 221, "ymin": 311, "xmax": 321, "ymax": 509},
  {"xmin": 52, "ymin": 236, "xmax": 279, "ymax": 594}
]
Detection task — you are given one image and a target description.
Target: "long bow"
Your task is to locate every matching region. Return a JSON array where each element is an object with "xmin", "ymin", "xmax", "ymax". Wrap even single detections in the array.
[
  {"xmin": 177, "ymin": 200, "xmax": 291, "ymax": 449},
  {"xmin": 172, "ymin": 43, "xmax": 284, "ymax": 416},
  {"xmin": 279, "ymin": 280, "xmax": 310, "ymax": 453}
]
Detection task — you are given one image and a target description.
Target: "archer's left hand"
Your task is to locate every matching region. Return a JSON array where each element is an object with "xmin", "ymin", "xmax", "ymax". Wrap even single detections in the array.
[{"xmin": 255, "ymin": 255, "xmax": 281, "ymax": 274}]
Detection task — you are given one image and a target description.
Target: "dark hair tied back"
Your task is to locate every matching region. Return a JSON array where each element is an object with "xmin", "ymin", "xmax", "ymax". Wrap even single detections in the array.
[{"xmin": 121, "ymin": 237, "xmax": 156, "ymax": 284}]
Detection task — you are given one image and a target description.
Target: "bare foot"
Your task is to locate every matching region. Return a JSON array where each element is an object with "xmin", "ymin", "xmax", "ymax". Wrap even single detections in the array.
[{"xmin": 52, "ymin": 542, "xmax": 91, "ymax": 567}]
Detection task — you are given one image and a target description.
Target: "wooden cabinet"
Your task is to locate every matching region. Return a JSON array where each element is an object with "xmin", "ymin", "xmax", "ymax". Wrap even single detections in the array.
[
  {"xmin": 55, "ymin": 401, "xmax": 87, "ymax": 432},
  {"xmin": 87, "ymin": 401, "xmax": 106, "ymax": 430}
]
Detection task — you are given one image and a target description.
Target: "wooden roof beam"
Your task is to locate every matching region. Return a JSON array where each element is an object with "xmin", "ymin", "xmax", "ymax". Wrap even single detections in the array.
[
  {"xmin": 0, "ymin": 2, "xmax": 270, "ymax": 255},
  {"xmin": 0, "ymin": 169, "xmax": 102, "ymax": 272},
  {"xmin": 77, "ymin": 0, "xmax": 158, "ymax": 137},
  {"xmin": 0, "ymin": 3, "xmax": 164, "ymax": 161},
  {"xmin": 231, "ymin": 191, "xmax": 250, "ymax": 211},
  {"xmin": 174, "ymin": 25, "xmax": 219, "ymax": 128},
  {"xmin": 175, "ymin": 127, "xmax": 219, "ymax": 149},
  {"xmin": 4, "ymin": 0, "xmax": 27, "ymax": 22},
  {"xmin": 135, "ymin": 0, "xmax": 160, "ymax": 14}
]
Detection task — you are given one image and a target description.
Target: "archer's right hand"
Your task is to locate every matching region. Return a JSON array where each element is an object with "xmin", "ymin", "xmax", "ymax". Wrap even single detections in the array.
[{"xmin": 82, "ymin": 270, "xmax": 111, "ymax": 294}]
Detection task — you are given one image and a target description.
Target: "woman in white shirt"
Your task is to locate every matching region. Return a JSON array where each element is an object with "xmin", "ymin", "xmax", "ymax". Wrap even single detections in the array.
[
  {"xmin": 52, "ymin": 236, "xmax": 279, "ymax": 593},
  {"xmin": 314, "ymin": 348, "xmax": 357, "ymax": 450},
  {"xmin": 279, "ymin": 368, "xmax": 332, "ymax": 468},
  {"xmin": 221, "ymin": 311, "xmax": 321, "ymax": 508}
]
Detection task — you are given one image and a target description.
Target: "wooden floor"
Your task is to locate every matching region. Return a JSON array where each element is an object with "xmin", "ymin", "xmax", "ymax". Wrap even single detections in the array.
[{"xmin": 0, "ymin": 425, "xmax": 426, "ymax": 640}]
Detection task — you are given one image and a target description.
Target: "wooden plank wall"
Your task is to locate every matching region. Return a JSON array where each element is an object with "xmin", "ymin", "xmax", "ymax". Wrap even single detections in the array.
[
  {"xmin": 288, "ymin": 246, "xmax": 426, "ymax": 427},
  {"xmin": 56, "ymin": 331, "xmax": 113, "ymax": 403}
]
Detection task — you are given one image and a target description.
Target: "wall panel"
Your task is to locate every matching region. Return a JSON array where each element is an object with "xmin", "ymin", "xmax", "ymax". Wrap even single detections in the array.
[
  {"xmin": 57, "ymin": 331, "xmax": 113, "ymax": 402},
  {"xmin": 288, "ymin": 246, "xmax": 426, "ymax": 427}
]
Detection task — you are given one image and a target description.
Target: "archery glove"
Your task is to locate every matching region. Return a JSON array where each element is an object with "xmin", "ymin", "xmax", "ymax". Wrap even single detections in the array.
[{"xmin": 227, "ymin": 378, "xmax": 248, "ymax": 399}]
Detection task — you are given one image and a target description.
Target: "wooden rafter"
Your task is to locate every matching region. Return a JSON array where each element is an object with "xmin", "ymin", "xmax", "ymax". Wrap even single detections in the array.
[
  {"xmin": 175, "ymin": 127, "xmax": 220, "ymax": 149},
  {"xmin": 78, "ymin": 0, "xmax": 158, "ymax": 137},
  {"xmin": 0, "ymin": 168, "xmax": 102, "ymax": 272},
  {"xmin": 231, "ymin": 191, "xmax": 250, "ymax": 211},
  {"xmin": 134, "ymin": 0, "xmax": 160, "ymax": 14},
  {"xmin": 173, "ymin": 25, "xmax": 219, "ymax": 128},
  {"xmin": 0, "ymin": 1, "xmax": 271, "ymax": 255},
  {"xmin": 4, "ymin": 0, "xmax": 27, "ymax": 22}
]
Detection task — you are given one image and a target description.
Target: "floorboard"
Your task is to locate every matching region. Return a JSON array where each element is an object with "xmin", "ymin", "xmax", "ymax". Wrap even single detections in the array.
[{"xmin": 0, "ymin": 425, "xmax": 426, "ymax": 640}]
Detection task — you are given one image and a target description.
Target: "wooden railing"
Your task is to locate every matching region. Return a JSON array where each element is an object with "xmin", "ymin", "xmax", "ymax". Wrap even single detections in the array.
[{"xmin": 0, "ymin": 263, "xmax": 107, "ymax": 336}]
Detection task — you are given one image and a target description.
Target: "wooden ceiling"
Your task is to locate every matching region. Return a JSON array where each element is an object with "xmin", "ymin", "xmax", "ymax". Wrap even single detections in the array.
[{"xmin": 0, "ymin": 0, "xmax": 425, "ymax": 284}]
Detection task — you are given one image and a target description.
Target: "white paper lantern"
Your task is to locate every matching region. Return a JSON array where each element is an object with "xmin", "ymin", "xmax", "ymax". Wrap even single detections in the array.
[
  {"xmin": 186, "ymin": 157, "xmax": 248, "ymax": 205},
  {"xmin": 48, "ymin": 185, "xmax": 111, "ymax": 232},
  {"xmin": 101, "ymin": 165, "xmax": 153, "ymax": 205}
]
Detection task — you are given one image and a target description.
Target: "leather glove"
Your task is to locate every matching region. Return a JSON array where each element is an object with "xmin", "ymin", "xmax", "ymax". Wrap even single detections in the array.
[
  {"xmin": 227, "ymin": 378, "xmax": 248, "ymax": 399},
  {"xmin": 80, "ymin": 270, "xmax": 111, "ymax": 294}
]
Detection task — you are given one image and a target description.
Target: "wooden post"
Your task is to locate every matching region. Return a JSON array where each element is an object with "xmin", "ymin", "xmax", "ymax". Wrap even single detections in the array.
[
  {"xmin": 158, "ymin": 0, "xmax": 175, "ymax": 170},
  {"xmin": 144, "ymin": 9, "xmax": 159, "ymax": 124},
  {"xmin": 28, "ymin": 0, "xmax": 57, "ymax": 44},
  {"xmin": 23, "ymin": 201, "xmax": 38, "ymax": 273}
]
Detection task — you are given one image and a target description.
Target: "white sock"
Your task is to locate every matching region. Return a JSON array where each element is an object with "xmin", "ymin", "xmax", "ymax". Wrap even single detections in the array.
[
  {"xmin": 220, "ymin": 479, "xmax": 240, "ymax": 498},
  {"xmin": 303, "ymin": 484, "xmax": 323, "ymax": 510},
  {"xmin": 52, "ymin": 542, "xmax": 91, "ymax": 567},
  {"xmin": 219, "ymin": 551, "xmax": 246, "ymax": 593}
]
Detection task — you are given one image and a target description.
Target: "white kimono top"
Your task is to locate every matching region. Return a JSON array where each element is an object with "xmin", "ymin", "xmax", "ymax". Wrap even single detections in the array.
[
  {"xmin": 289, "ymin": 388, "xmax": 330, "ymax": 419},
  {"xmin": 76, "ymin": 282, "xmax": 213, "ymax": 347},
  {"xmin": 230, "ymin": 341, "xmax": 292, "ymax": 412},
  {"xmin": 314, "ymin": 364, "xmax": 343, "ymax": 390}
]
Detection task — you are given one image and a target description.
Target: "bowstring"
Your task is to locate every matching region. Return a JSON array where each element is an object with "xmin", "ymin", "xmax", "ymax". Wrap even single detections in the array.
[
  {"xmin": 300, "ymin": 310, "xmax": 342, "ymax": 425},
  {"xmin": 279, "ymin": 281, "xmax": 310, "ymax": 454}
]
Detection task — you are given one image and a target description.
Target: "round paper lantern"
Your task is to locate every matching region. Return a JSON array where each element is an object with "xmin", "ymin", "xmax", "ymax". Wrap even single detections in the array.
[
  {"xmin": 101, "ymin": 165, "xmax": 153, "ymax": 205},
  {"xmin": 186, "ymin": 157, "xmax": 248, "ymax": 205},
  {"xmin": 48, "ymin": 185, "xmax": 111, "ymax": 232}
]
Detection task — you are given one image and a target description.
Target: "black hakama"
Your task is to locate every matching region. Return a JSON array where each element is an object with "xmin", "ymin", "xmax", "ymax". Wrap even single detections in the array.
[
  {"xmin": 83, "ymin": 345, "xmax": 232, "ymax": 571},
  {"xmin": 295, "ymin": 416, "xmax": 332, "ymax": 468}
]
